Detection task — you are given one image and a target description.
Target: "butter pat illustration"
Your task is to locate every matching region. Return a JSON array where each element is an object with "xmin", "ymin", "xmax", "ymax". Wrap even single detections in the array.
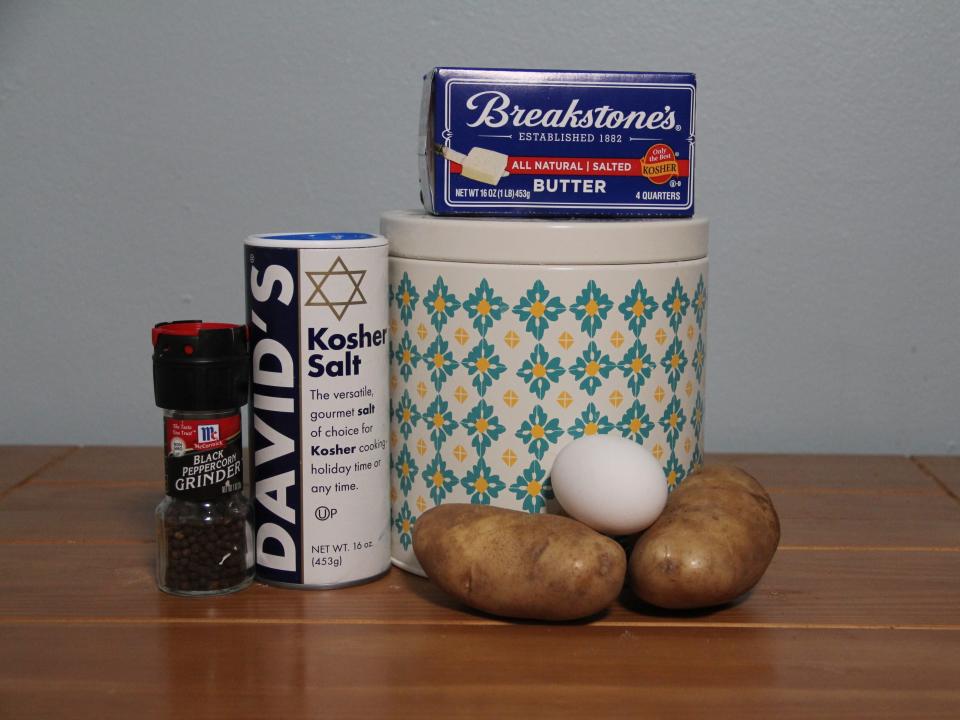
[
  {"xmin": 420, "ymin": 67, "xmax": 696, "ymax": 217},
  {"xmin": 442, "ymin": 146, "xmax": 510, "ymax": 186}
]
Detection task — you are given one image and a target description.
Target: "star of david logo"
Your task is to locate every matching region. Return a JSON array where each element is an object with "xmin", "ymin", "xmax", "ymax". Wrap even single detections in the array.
[{"xmin": 304, "ymin": 256, "xmax": 367, "ymax": 320}]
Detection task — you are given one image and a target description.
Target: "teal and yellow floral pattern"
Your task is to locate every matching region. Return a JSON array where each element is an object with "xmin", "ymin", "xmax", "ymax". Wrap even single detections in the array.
[
  {"xmin": 693, "ymin": 335, "xmax": 705, "ymax": 383},
  {"xmin": 619, "ymin": 280, "xmax": 657, "ymax": 335},
  {"xmin": 660, "ymin": 336, "xmax": 688, "ymax": 392},
  {"xmin": 570, "ymin": 280, "xmax": 613, "ymax": 337},
  {"xmin": 464, "ymin": 279, "xmax": 508, "ymax": 336},
  {"xmin": 424, "ymin": 277, "xmax": 460, "ymax": 332},
  {"xmin": 395, "ymin": 444, "xmax": 418, "ymax": 496},
  {"xmin": 662, "ymin": 278, "xmax": 690, "ymax": 333},
  {"xmin": 513, "ymin": 279, "xmax": 565, "ymax": 340},
  {"xmin": 659, "ymin": 396, "xmax": 687, "ymax": 447},
  {"xmin": 389, "ymin": 264, "xmax": 707, "ymax": 569},
  {"xmin": 692, "ymin": 392, "xmax": 704, "ymax": 439},
  {"xmin": 461, "ymin": 457, "xmax": 506, "ymax": 504},
  {"xmin": 424, "ymin": 395, "xmax": 456, "ymax": 449},
  {"xmin": 425, "ymin": 335, "xmax": 458, "ymax": 391},
  {"xmin": 518, "ymin": 343, "xmax": 565, "ymax": 400},
  {"xmin": 691, "ymin": 443, "xmax": 704, "ymax": 473},
  {"xmin": 464, "ymin": 338, "xmax": 506, "ymax": 397},
  {"xmin": 664, "ymin": 452, "xmax": 687, "ymax": 489},
  {"xmin": 692, "ymin": 276, "xmax": 706, "ymax": 327},
  {"xmin": 516, "ymin": 405, "xmax": 564, "ymax": 461},
  {"xmin": 461, "ymin": 400, "xmax": 506, "ymax": 455},
  {"xmin": 616, "ymin": 400, "xmax": 655, "ymax": 442},
  {"xmin": 618, "ymin": 339, "xmax": 654, "ymax": 396},
  {"xmin": 394, "ymin": 390, "xmax": 418, "ymax": 440},
  {"xmin": 396, "ymin": 272, "xmax": 419, "ymax": 326},
  {"xmin": 394, "ymin": 501, "xmax": 415, "ymax": 551},
  {"xmin": 394, "ymin": 331, "xmax": 420, "ymax": 382},
  {"xmin": 510, "ymin": 460, "xmax": 555, "ymax": 513},
  {"xmin": 568, "ymin": 402, "xmax": 614, "ymax": 439},
  {"xmin": 423, "ymin": 453, "xmax": 457, "ymax": 506},
  {"xmin": 569, "ymin": 341, "xmax": 615, "ymax": 396}
]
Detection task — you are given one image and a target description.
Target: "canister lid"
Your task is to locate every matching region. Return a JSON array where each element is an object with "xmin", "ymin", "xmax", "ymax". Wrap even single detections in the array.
[
  {"xmin": 245, "ymin": 232, "xmax": 388, "ymax": 249},
  {"xmin": 380, "ymin": 210, "xmax": 707, "ymax": 265}
]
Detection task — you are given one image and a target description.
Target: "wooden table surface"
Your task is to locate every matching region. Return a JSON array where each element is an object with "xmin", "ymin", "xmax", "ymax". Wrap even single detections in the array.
[{"xmin": 1, "ymin": 447, "xmax": 958, "ymax": 719}]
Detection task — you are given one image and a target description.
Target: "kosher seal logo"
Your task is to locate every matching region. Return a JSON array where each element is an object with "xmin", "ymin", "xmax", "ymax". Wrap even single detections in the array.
[
  {"xmin": 305, "ymin": 256, "xmax": 367, "ymax": 320},
  {"xmin": 640, "ymin": 144, "xmax": 680, "ymax": 185}
]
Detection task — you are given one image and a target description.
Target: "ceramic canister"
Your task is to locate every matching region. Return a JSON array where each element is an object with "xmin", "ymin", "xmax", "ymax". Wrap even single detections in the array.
[{"xmin": 381, "ymin": 211, "xmax": 708, "ymax": 575}]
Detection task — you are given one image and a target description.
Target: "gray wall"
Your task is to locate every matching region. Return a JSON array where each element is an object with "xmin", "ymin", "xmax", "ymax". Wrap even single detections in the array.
[{"xmin": 2, "ymin": 1, "xmax": 958, "ymax": 453}]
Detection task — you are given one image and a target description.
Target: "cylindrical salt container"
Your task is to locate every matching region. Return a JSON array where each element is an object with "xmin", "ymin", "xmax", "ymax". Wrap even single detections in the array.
[
  {"xmin": 245, "ymin": 232, "xmax": 391, "ymax": 588},
  {"xmin": 381, "ymin": 211, "xmax": 708, "ymax": 575}
]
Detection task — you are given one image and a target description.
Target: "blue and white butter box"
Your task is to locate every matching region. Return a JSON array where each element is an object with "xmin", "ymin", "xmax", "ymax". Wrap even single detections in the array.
[{"xmin": 420, "ymin": 67, "xmax": 696, "ymax": 217}]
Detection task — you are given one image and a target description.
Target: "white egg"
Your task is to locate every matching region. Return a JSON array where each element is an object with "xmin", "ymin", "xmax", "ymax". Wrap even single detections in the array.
[{"xmin": 550, "ymin": 435, "xmax": 668, "ymax": 535}]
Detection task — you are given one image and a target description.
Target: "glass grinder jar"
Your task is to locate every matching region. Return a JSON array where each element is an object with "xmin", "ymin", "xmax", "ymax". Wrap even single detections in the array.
[{"xmin": 152, "ymin": 321, "xmax": 253, "ymax": 596}]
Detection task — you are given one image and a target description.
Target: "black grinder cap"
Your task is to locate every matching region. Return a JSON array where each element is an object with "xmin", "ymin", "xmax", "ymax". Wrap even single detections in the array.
[{"xmin": 152, "ymin": 320, "xmax": 249, "ymax": 411}]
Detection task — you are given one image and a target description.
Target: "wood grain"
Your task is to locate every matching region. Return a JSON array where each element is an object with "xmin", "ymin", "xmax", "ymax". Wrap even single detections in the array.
[
  {"xmin": 771, "ymin": 491, "xmax": 960, "ymax": 548},
  {"xmin": 2, "ymin": 448, "xmax": 959, "ymax": 719},
  {"xmin": 28, "ymin": 445, "xmax": 160, "ymax": 485},
  {"xmin": 0, "ymin": 481, "xmax": 155, "ymax": 542},
  {"xmin": 1, "ymin": 623, "xmax": 957, "ymax": 720},
  {"xmin": 709, "ymin": 453, "xmax": 943, "ymax": 494},
  {"xmin": 0, "ymin": 445, "xmax": 73, "ymax": 496},
  {"xmin": 913, "ymin": 456, "xmax": 960, "ymax": 499},
  {"xmin": 0, "ymin": 544, "xmax": 957, "ymax": 629}
]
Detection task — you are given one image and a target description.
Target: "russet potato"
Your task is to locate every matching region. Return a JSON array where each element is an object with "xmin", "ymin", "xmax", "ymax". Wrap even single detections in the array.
[
  {"xmin": 629, "ymin": 465, "xmax": 780, "ymax": 609},
  {"xmin": 414, "ymin": 504, "xmax": 626, "ymax": 621}
]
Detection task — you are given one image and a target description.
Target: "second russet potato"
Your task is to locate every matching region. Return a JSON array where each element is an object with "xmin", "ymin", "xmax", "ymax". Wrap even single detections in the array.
[{"xmin": 629, "ymin": 465, "xmax": 781, "ymax": 609}]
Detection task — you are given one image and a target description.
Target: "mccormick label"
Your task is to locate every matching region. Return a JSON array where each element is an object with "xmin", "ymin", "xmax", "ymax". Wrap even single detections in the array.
[
  {"xmin": 245, "ymin": 233, "xmax": 391, "ymax": 588},
  {"xmin": 420, "ymin": 67, "xmax": 696, "ymax": 217},
  {"xmin": 164, "ymin": 414, "xmax": 243, "ymax": 502}
]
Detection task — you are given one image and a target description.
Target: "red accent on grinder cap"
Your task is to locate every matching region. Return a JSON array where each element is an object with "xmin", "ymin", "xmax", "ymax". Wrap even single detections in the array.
[{"xmin": 152, "ymin": 320, "xmax": 244, "ymax": 346}]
